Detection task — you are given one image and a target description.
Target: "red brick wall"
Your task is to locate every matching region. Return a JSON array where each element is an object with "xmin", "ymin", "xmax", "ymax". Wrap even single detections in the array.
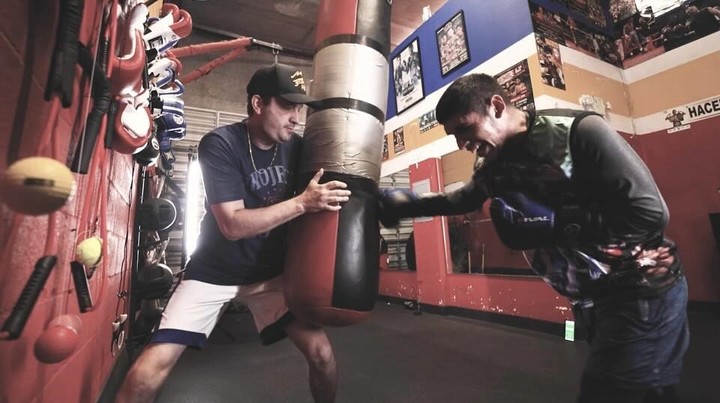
[
  {"xmin": 626, "ymin": 119, "xmax": 720, "ymax": 303},
  {"xmin": 0, "ymin": 1, "xmax": 137, "ymax": 401}
]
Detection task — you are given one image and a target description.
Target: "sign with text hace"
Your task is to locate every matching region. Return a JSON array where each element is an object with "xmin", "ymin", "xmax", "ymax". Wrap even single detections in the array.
[{"xmin": 664, "ymin": 94, "xmax": 720, "ymax": 133}]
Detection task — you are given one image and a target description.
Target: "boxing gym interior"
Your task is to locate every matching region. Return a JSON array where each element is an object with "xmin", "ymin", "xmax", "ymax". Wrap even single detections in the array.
[{"xmin": 1, "ymin": 0, "xmax": 719, "ymax": 402}]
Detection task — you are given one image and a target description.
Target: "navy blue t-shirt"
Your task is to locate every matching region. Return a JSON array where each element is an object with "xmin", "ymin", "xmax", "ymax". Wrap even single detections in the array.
[{"xmin": 185, "ymin": 121, "xmax": 301, "ymax": 285}]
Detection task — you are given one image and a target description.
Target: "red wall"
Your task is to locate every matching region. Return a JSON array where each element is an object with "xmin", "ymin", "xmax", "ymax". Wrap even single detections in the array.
[
  {"xmin": 0, "ymin": 1, "xmax": 135, "ymax": 402},
  {"xmin": 378, "ymin": 159, "xmax": 573, "ymax": 324},
  {"xmin": 626, "ymin": 118, "xmax": 720, "ymax": 303},
  {"xmin": 378, "ymin": 118, "xmax": 720, "ymax": 324}
]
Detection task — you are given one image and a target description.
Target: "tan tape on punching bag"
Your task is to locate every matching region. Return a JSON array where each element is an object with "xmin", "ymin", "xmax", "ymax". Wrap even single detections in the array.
[{"xmin": 283, "ymin": 0, "xmax": 391, "ymax": 327}]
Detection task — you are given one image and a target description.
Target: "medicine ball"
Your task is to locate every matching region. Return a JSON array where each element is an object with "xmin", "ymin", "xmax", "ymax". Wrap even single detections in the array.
[
  {"xmin": 34, "ymin": 324, "xmax": 80, "ymax": 364},
  {"xmin": 33, "ymin": 314, "xmax": 83, "ymax": 364},
  {"xmin": 0, "ymin": 157, "xmax": 76, "ymax": 215},
  {"xmin": 137, "ymin": 197, "xmax": 177, "ymax": 231},
  {"xmin": 136, "ymin": 262, "xmax": 174, "ymax": 299}
]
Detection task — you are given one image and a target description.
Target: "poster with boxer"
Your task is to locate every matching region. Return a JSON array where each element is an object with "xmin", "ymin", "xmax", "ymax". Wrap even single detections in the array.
[
  {"xmin": 393, "ymin": 126, "xmax": 405, "ymax": 154},
  {"xmin": 536, "ymin": 36, "xmax": 566, "ymax": 90},
  {"xmin": 392, "ymin": 38, "xmax": 424, "ymax": 114},
  {"xmin": 494, "ymin": 60, "xmax": 535, "ymax": 111},
  {"xmin": 529, "ymin": 2, "xmax": 566, "ymax": 45},
  {"xmin": 586, "ymin": 0, "xmax": 608, "ymax": 27},
  {"xmin": 610, "ymin": 0, "xmax": 637, "ymax": 23}
]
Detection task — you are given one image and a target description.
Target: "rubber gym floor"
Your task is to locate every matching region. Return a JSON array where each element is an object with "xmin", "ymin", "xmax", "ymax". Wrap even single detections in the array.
[{"xmin": 153, "ymin": 301, "xmax": 717, "ymax": 403}]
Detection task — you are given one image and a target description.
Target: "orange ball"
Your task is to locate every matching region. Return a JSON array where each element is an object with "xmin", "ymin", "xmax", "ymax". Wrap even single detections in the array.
[
  {"xmin": 49, "ymin": 314, "xmax": 83, "ymax": 333},
  {"xmin": 34, "ymin": 325, "xmax": 79, "ymax": 364}
]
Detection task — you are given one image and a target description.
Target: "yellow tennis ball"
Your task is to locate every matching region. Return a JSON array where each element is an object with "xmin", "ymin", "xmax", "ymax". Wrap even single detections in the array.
[
  {"xmin": 76, "ymin": 236, "xmax": 103, "ymax": 267},
  {"xmin": 0, "ymin": 157, "xmax": 76, "ymax": 215}
]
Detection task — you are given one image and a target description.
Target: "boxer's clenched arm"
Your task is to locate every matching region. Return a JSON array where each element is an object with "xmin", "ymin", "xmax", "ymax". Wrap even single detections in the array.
[
  {"xmin": 570, "ymin": 114, "xmax": 668, "ymax": 244},
  {"xmin": 378, "ymin": 179, "xmax": 489, "ymax": 228}
]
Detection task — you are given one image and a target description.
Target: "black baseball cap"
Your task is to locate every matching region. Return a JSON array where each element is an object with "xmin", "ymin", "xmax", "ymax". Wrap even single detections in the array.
[{"xmin": 246, "ymin": 63, "xmax": 317, "ymax": 104}]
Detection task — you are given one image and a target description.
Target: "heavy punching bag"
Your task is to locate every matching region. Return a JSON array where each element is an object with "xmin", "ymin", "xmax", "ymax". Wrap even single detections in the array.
[{"xmin": 284, "ymin": 0, "xmax": 391, "ymax": 326}]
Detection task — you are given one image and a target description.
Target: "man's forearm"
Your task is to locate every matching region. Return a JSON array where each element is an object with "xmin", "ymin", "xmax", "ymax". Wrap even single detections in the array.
[
  {"xmin": 379, "ymin": 181, "xmax": 487, "ymax": 228},
  {"xmin": 222, "ymin": 197, "xmax": 306, "ymax": 241}
]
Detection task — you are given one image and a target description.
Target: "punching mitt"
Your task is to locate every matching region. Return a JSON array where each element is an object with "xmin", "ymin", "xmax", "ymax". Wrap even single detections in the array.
[{"xmin": 490, "ymin": 192, "xmax": 601, "ymax": 250}]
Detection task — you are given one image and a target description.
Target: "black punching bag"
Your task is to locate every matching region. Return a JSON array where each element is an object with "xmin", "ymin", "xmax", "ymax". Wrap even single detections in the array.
[{"xmin": 284, "ymin": 0, "xmax": 391, "ymax": 326}]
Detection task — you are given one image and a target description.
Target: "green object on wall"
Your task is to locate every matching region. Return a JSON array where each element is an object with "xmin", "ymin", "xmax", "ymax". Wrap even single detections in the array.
[{"xmin": 565, "ymin": 320, "xmax": 575, "ymax": 342}]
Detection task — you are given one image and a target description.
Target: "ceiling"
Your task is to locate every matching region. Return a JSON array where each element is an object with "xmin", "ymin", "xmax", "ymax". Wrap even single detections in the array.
[{"xmin": 180, "ymin": 0, "xmax": 448, "ymax": 58}]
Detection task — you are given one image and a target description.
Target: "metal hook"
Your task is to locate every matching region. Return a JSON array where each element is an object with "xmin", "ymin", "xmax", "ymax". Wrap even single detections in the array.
[{"xmin": 273, "ymin": 48, "xmax": 279, "ymax": 64}]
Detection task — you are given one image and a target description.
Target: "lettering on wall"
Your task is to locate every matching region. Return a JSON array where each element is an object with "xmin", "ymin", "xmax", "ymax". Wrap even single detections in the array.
[
  {"xmin": 664, "ymin": 94, "xmax": 720, "ymax": 133},
  {"xmin": 419, "ymin": 109, "xmax": 439, "ymax": 133}
]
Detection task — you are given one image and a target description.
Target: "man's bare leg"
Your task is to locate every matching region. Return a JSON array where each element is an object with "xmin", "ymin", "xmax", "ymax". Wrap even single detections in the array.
[
  {"xmin": 285, "ymin": 320, "xmax": 337, "ymax": 403},
  {"xmin": 115, "ymin": 343, "xmax": 187, "ymax": 403}
]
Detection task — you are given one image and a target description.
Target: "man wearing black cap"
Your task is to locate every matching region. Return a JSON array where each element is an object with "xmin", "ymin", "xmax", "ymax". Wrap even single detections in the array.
[{"xmin": 116, "ymin": 63, "xmax": 349, "ymax": 403}]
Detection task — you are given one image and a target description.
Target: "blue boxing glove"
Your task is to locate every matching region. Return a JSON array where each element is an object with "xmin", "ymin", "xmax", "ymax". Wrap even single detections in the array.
[
  {"xmin": 490, "ymin": 193, "xmax": 555, "ymax": 250},
  {"xmin": 490, "ymin": 192, "xmax": 601, "ymax": 250}
]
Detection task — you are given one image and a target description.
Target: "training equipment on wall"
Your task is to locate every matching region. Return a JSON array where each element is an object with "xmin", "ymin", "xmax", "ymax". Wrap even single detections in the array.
[
  {"xmin": 283, "ymin": 0, "xmax": 391, "ymax": 326},
  {"xmin": 0, "ymin": 256, "xmax": 57, "ymax": 340},
  {"xmin": 135, "ymin": 263, "xmax": 174, "ymax": 300},
  {"xmin": 0, "ymin": 157, "xmax": 76, "ymax": 216},
  {"xmin": 107, "ymin": 2, "xmax": 192, "ymax": 163},
  {"xmin": 34, "ymin": 314, "xmax": 83, "ymax": 364},
  {"xmin": 136, "ymin": 197, "xmax": 178, "ymax": 232},
  {"xmin": 70, "ymin": 43, "xmax": 112, "ymax": 174},
  {"xmin": 134, "ymin": 131, "xmax": 161, "ymax": 166},
  {"xmin": 75, "ymin": 236, "xmax": 104, "ymax": 270}
]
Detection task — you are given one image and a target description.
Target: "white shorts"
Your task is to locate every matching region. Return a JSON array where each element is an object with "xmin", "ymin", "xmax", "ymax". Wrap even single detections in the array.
[{"xmin": 150, "ymin": 276, "xmax": 294, "ymax": 348}]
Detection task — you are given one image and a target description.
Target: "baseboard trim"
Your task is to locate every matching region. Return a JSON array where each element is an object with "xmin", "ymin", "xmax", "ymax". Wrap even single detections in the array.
[
  {"xmin": 688, "ymin": 300, "xmax": 720, "ymax": 314},
  {"xmin": 377, "ymin": 295, "xmax": 584, "ymax": 339}
]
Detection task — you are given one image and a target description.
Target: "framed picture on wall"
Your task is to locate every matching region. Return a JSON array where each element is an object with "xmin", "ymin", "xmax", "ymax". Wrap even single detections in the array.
[
  {"xmin": 436, "ymin": 10, "xmax": 470, "ymax": 76},
  {"xmin": 392, "ymin": 38, "xmax": 425, "ymax": 114}
]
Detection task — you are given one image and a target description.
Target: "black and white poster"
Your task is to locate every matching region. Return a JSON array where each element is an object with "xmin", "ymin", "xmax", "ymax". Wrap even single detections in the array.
[
  {"xmin": 392, "ymin": 38, "xmax": 425, "ymax": 114},
  {"xmin": 419, "ymin": 109, "xmax": 439, "ymax": 133}
]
